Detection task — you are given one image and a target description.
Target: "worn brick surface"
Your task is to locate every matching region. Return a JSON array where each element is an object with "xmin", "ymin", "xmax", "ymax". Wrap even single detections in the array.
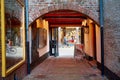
[
  {"xmin": 104, "ymin": 0, "xmax": 120, "ymax": 77},
  {"xmin": 28, "ymin": 0, "xmax": 99, "ymax": 25},
  {"xmin": 23, "ymin": 57, "xmax": 108, "ymax": 80}
]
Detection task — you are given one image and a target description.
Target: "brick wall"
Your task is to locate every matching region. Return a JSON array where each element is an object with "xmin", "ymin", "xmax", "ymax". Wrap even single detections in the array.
[
  {"xmin": 28, "ymin": 0, "xmax": 120, "ymax": 79},
  {"xmin": 104, "ymin": 0, "xmax": 120, "ymax": 77},
  {"xmin": 29, "ymin": 0, "xmax": 99, "ymax": 25}
]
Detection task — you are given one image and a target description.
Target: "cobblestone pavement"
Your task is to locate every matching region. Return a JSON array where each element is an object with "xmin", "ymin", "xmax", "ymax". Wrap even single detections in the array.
[{"xmin": 23, "ymin": 57, "xmax": 108, "ymax": 80}]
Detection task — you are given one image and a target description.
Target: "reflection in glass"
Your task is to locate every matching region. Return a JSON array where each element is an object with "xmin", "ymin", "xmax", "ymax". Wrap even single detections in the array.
[{"xmin": 5, "ymin": 0, "xmax": 23, "ymax": 69}]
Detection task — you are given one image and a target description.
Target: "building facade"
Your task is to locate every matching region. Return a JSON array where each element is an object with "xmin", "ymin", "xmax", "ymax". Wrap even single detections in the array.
[{"xmin": 0, "ymin": 0, "xmax": 120, "ymax": 80}]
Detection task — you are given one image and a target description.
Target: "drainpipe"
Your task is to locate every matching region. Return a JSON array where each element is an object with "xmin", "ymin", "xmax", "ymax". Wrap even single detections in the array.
[
  {"xmin": 99, "ymin": 0, "xmax": 104, "ymax": 76},
  {"xmin": 25, "ymin": 0, "xmax": 30, "ymax": 74}
]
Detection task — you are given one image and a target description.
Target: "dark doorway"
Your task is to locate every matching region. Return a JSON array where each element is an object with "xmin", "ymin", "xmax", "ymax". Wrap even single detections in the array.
[{"xmin": 49, "ymin": 27, "xmax": 59, "ymax": 57}]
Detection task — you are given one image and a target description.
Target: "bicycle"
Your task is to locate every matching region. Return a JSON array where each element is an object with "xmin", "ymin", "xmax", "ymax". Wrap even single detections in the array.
[{"xmin": 6, "ymin": 45, "xmax": 17, "ymax": 54}]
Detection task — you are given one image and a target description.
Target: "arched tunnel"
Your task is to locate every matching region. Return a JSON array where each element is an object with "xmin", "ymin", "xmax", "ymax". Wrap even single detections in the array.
[
  {"xmin": 25, "ymin": 9, "xmax": 103, "ymax": 80},
  {"xmin": 29, "ymin": 9, "xmax": 101, "ymax": 63}
]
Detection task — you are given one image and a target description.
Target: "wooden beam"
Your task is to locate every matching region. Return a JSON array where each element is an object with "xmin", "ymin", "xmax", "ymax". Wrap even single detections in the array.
[
  {"xmin": 45, "ymin": 18, "xmax": 83, "ymax": 23},
  {"xmin": 49, "ymin": 24, "xmax": 82, "ymax": 27},
  {"xmin": 43, "ymin": 16, "xmax": 86, "ymax": 19}
]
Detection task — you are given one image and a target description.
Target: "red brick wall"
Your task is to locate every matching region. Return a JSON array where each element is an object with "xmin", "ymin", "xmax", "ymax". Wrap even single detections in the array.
[
  {"xmin": 28, "ymin": 0, "xmax": 99, "ymax": 25},
  {"xmin": 104, "ymin": 0, "xmax": 120, "ymax": 77}
]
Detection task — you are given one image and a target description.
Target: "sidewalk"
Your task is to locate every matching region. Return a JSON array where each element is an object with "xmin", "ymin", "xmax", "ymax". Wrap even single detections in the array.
[{"xmin": 23, "ymin": 57, "xmax": 108, "ymax": 80}]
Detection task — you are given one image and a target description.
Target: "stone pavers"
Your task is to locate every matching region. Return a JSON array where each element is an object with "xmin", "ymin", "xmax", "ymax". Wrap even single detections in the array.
[{"xmin": 23, "ymin": 57, "xmax": 108, "ymax": 80}]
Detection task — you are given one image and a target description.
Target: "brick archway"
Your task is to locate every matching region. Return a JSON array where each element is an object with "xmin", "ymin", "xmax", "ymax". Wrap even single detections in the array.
[{"xmin": 29, "ymin": 4, "xmax": 99, "ymax": 25}]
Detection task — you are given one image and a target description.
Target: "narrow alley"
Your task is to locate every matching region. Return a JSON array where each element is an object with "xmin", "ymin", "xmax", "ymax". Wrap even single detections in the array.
[
  {"xmin": 23, "ymin": 57, "xmax": 108, "ymax": 80},
  {"xmin": 1, "ymin": 0, "xmax": 120, "ymax": 80}
]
